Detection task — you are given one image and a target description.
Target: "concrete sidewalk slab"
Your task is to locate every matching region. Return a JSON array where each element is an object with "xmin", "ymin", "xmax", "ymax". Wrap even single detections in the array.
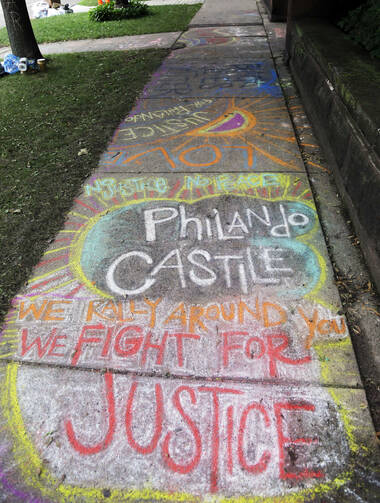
[
  {"xmin": 0, "ymin": 32, "xmax": 181, "ymax": 60},
  {"xmin": 183, "ymin": 26, "xmax": 267, "ymax": 39},
  {"xmin": 96, "ymin": 97, "xmax": 305, "ymax": 173},
  {"xmin": 178, "ymin": 27, "xmax": 268, "ymax": 54},
  {"xmin": 141, "ymin": 60, "xmax": 281, "ymax": 99},
  {"xmin": 190, "ymin": 0, "xmax": 262, "ymax": 27},
  {"xmin": 169, "ymin": 37, "xmax": 271, "ymax": 61},
  {"xmin": 1, "ymin": 359, "xmax": 378, "ymax": 502},
  {"xmin": 174, "ymin": 26, "xmax": 270, "ymax": 58},
  {"xmin": 1, "ymin": 362, "xmax": 377, "ymax": 499}
]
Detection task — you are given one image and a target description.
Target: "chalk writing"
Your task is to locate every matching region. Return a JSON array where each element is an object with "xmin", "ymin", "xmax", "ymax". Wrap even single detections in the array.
[
  {"xmin": 102, "ymin": 98, "xmax": 304, "ymax": 173},
  {"xmin": 72, "ymin": 198, "xmax": 318, "ymax": 300},
  {"xmin": 0, "ymin": 174, "xmax": 361, "ymax": 502},
  {"xmin": 16, "ymin": 297, "xmax": 347, "ymax": 383},
  {"xmin": 142, "ymin": 62, "xmax": 281, "ymax": 98},
  {"xmin": 65, "ymin": 374, "xmax": 324, "ymax": 489},
  {"xmin": 11, "ymin": 367, "xmax": 349, "ymax": 497}
]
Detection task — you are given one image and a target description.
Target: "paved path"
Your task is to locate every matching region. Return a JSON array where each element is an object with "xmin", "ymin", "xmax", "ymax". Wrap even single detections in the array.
[
  {"xmin": 0, "ymin": 0, "xmax": 379, "ymax": 502},
  {"xmin": 0, "ymin": 32, "xmax": 182, "ymax": 60},
  {"xmin": 190, "ymin": 0, "xmax": 262, "ymax": 26}
]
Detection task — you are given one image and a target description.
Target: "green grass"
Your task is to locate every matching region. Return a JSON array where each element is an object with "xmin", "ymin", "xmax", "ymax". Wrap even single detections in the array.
[
  {"xmin": 78, "ymin": 0, "xmax": 99, "ymax": 5},
  {"xmin": 0, "ymin": 4, "xmax": 201, "ymax": 45},
  {"xmin": 0, "ymin": 49, "xmax": 168, "ymax": 323},
  {"xmin": 78, "ymin": 0, "xmax": 160, "ymax": 3}
]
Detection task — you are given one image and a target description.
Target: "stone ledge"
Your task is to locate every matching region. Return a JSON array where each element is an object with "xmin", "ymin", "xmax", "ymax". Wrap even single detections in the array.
[
  {"xmin": 262, "ymin": 0, "xmax": 288, "ymax": 22},
  {"xmin": 287, "ymin": 18, "xmax": 380, "ymax": 293}
]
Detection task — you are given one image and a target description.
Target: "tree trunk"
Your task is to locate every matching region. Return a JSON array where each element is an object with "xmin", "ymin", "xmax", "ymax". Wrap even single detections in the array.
[{"xmin": 0, "ymin": 0, "xmax": 42, "ymax": 59}]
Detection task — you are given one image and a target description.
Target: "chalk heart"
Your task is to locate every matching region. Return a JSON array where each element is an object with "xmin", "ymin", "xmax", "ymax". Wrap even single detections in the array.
[{"xmin": 72, "ymin": 197, "xmax": 318, "ymax": 301}]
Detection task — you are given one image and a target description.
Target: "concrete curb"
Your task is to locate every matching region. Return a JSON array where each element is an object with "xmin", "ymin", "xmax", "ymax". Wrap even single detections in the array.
[{"xmin": 287, "ymin": 19, "xmax": 380, "ymax": 295}]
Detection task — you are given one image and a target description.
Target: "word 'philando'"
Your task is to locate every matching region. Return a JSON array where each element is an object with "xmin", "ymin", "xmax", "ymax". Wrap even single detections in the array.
[{"xmin": 144, "ymin": 204, "xmax": 309, "ymax": 242}]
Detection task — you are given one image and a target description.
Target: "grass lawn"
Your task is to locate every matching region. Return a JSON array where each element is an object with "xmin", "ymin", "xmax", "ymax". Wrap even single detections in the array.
[
  {"xmin": 77, "ymin": 0, "xmax": 178, "ymax": 3},
  {"xmin": 0, "ymin": 49, "xmax": 168, "ymax": 323},
  {"xmin": 0, "ymin": 4, "xmax": 201, "ymax": 46},
  {"xmin": 78, "ymin": 0, "xmax": 99, "ymax": 5}
]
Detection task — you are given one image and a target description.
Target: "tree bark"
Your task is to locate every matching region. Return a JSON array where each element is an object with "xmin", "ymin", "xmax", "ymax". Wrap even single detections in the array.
[{"xmin": 0, "ymin": 0, "xmax": 42, "ymax": 59}]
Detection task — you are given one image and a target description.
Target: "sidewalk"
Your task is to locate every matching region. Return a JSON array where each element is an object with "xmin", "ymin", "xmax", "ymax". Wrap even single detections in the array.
[
  {"xmin": 0, "ymin": 0, "xmax": 379, "ymax": 502},
  {"xmin": 0, "ymin": 32, "xmax": 182, "ymax": 60}
]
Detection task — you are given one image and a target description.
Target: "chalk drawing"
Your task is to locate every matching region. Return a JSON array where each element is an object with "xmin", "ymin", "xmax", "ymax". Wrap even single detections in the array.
[
  {"xmin": 180, "ymin": 27, "xmax": 267, "ymax": 48},
  {"xmin": 140, "ymin": 62, "xmax": 281, "ymax": 99},
  {"xmin": 0, "ymin": 173, "xmax": 373, "ymax": 502},
  {"xmin": 101, "ymin": 98, "xmax": 304, "ymax": 173},
  {"xmin": 179, "ymin": 27, "xmax": 237, "ymax": 48}
]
